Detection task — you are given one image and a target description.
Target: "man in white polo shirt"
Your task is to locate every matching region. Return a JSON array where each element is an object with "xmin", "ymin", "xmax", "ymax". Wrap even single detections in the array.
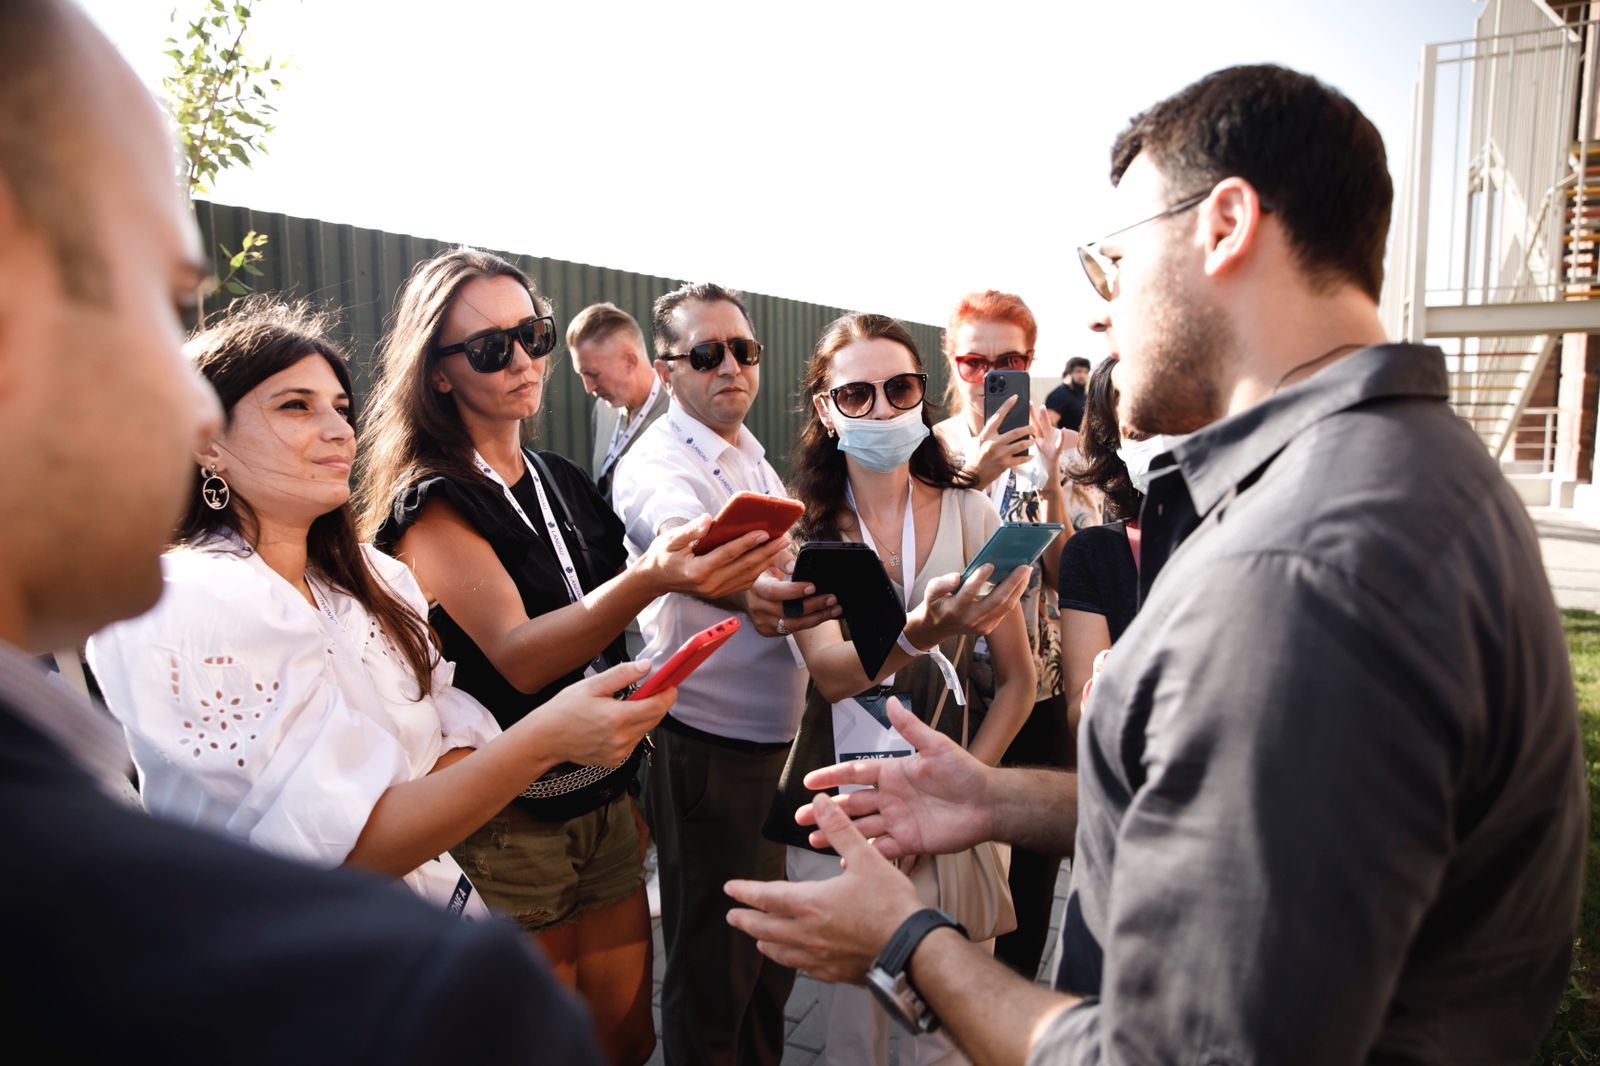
[
  {"xmin": 612, "ymin": 281, "xmax": 830, "ymax": 1066},
  {"xmin": 566, "ymin": 302, "xmax": 670, "ymax": 504}
]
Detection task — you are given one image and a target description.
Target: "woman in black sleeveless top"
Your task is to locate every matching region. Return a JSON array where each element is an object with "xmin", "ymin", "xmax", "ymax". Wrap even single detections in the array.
[
  {"xmin": 1060, "ymin": 358, "xmax": 1144, "ymax": 742},
  {"xmin": 359, "ymin": 248, "xmax": 785, "ymax": 1066}
]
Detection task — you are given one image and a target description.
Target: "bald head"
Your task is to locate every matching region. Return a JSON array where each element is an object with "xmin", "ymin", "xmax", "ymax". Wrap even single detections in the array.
[
  {"xmin": 0, "ymin": 0, "xmax": 218, "ymax": 652},
  {"xmin": 0, "ymin": 0, "xmax": 172, "ymax": 302}
]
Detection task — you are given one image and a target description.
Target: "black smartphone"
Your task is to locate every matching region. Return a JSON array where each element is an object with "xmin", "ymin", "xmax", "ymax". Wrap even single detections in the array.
[
  {"xmin": 984, "ymin": 369, "xmax": 1032, "ymax": 437},
  {"xmin": 790, "ymin": 541, "xmax": 906, "ymax": 678}
]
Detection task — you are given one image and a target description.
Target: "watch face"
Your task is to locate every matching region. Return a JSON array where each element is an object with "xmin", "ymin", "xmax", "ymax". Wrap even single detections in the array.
[{"xmin": 866, "ymin": 967, "xmax": 924, "ymax": 1033}]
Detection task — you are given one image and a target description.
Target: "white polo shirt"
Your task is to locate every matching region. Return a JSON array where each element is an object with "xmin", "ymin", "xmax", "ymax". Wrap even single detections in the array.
[{"xmin": 611, "ymin": 400, "xmax": 807, "ymax": 743}]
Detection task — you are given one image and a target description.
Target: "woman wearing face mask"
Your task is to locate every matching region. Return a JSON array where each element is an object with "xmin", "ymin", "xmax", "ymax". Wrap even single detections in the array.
[
  {"xmin": 1059, "ymin": 358, "xmax": 1180, "ymax": 738},
  {"xmin": 930, "ymin": 290, "xmax": 1087, "ymax": 981},
  {"xmin": 766, "ymin": 312, "xmax": 1035, "ymax": 1066},
  {"xmin": 356, "ymin": 249, "xmax": 783, "ymax": 1066},
  {"xmin": 86, "ymin": 298, "xmax": 673, "ymax": 921}
]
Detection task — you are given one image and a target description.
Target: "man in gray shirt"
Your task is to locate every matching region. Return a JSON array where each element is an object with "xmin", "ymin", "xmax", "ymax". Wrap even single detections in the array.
[{"xmin": 724, "ymin": 64, "xmax": 1585, "ymax": 1064}]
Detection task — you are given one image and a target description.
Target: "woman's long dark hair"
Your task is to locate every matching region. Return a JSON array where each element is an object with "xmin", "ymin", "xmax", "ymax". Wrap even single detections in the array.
[
  {"xmin": 355, "ymin": 247, "xmax": 553, "ymax": 542},
  {"xmin": 178, "ymin": 296, "xmax": 438, "ymax": 695},
  {"xmin": 1068, "ymin": 357, "xmax": 1142, "ymax": 522},
  {"xmin": 791, "ymin": 312, "xmax": 973, "ymax": 541}
]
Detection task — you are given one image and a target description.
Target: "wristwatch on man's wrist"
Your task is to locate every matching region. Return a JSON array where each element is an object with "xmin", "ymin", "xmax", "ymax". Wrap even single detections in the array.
[{"xmin": 865, "ymin": 907, "xmax": 967, "ymax": 1034}]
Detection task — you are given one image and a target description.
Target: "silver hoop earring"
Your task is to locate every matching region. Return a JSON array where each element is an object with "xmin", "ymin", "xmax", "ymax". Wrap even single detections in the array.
[{"xmin": 201, "ymin": 466, "xmax": 231, "ymax": 511}]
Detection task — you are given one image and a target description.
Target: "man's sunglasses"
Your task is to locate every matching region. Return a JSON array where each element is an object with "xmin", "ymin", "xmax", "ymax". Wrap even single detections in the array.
[
  {"xmin": 828, "ymin": 372, "xmax": 927, "ymax": 419},
  {"xmin": 435, "ymin": 316, "xmax": 558, "ymax": 373},
  {"xmin": 954, "ymin": 352, "xmax": 1033, "ymax": 384},
  {"xmin": 659, "ymin": 338, "xmax": 765, "ymax": 372}
]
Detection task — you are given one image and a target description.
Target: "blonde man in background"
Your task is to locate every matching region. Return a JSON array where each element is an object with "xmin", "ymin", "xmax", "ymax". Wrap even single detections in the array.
[{"xmin": 568, "ymin": 302, "xmax": 669, "ymax": 502}]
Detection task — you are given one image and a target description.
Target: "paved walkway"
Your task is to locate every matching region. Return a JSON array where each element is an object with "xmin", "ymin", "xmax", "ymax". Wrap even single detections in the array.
[
  {"xmin": 1530, "ymin": 506, "xmax": 1600, "ymax": 612},
  {"xmin": 642, "ymin": 504, "xmax": 1600, "ymax": 1064}
]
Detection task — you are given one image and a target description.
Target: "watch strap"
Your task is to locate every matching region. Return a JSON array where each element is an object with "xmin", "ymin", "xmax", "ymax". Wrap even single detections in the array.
[{"xmin": 875, "ymin": 907, "xmax": 967, "ymax": 977}]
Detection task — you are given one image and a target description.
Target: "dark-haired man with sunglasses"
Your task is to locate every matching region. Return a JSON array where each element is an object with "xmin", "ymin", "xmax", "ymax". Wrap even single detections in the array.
[{"xmin": 612, "ymin": 282, "xmax": 834, "ymax": 1066}]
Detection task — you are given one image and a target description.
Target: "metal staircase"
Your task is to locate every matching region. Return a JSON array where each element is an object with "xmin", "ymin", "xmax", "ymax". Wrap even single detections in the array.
[{"xmin": 1382, "ymin": 0, "xmax": 1600, "ymax": 476}]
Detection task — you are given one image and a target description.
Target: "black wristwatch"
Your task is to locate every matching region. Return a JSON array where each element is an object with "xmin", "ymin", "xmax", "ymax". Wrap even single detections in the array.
[{"xmin": 865, "ymin": 907, "xmax": 967, "ymax": 1034}]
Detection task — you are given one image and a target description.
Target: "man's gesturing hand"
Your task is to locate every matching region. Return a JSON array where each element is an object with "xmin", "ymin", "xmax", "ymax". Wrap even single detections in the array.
[
  {"xmin": 796, "ymin": 699, "xmax": 996, "ymax": 860},
  {"xmin": 725, "ymin": 794, "xmax": 924, "ymax": 985}
]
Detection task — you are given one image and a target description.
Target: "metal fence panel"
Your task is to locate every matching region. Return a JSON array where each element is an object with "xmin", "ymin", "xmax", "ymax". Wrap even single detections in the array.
[{"xmin": 196, "ymin": 201, "xmax": 949, "ymax": 477}]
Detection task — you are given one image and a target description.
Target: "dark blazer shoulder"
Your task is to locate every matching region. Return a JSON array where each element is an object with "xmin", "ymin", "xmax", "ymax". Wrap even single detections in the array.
[{"xmin": 0, "ymin": 707, "xmax": 597, "ymax": 1064}]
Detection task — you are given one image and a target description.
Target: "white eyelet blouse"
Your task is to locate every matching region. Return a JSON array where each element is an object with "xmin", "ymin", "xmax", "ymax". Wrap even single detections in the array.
[{"xmin": 86, "ymin": 535, "xmax": 501, "ymax": 915}]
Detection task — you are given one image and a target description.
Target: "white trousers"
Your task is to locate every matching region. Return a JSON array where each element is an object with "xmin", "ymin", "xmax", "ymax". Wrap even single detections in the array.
[{"xmin": 786, "ymin": 846, "xmax": 990, "ymax": 1066}]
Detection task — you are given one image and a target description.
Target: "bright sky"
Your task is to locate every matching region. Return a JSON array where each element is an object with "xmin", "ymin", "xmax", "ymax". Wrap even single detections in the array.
[{"xmin": 83, "ymin": 0, "xmax": 1482, "ymax": 374}]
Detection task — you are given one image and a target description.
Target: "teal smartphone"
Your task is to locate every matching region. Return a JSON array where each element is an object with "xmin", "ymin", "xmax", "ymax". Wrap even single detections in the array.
[{"xmin": 961, "ymin": 522, "xmax": 1065, "ymax": 583}]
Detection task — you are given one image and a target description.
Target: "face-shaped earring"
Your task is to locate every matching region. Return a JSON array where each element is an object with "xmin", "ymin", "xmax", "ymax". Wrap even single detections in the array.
[{"xmin": 201, "ymin": 464, "xmax": 231, "ymax": 510}]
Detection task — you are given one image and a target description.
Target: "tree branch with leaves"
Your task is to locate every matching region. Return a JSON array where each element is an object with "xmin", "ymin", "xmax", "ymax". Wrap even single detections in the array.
[{"xmin": 162, "ymin": 0, "xmax": 284, "ymax": 310}]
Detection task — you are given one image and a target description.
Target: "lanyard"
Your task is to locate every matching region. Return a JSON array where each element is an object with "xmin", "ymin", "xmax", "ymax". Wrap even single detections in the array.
[
  {"xmin": 667, "ymin": 413, "xmax": 774, "ymax": 499},
  {"xmin": 597, "ymin": 375, "xmax": 661, "ymax": 480},
  {"xmin": 472, "ymin": 449, "xmax": 604, "ymax": 678},
  {"xmin": 987, "ymin": 468, "xmax": 1016, "ymax": 517},
  {"xmin": 845, "ymin": 481, "xmax": 964, "ymax": 704}
]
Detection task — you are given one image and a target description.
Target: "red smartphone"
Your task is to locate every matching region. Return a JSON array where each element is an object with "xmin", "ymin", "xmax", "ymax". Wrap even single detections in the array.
[
  {"xmin": 627, "ymin": 617, "xmax": 741, "ymax": 701},
  {"xmin": 692, "ymin": 491, "xmax": 804, "ymax": 556}
]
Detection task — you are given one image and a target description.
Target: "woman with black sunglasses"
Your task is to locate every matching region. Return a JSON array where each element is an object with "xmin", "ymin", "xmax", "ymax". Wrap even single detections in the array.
[
  {"xmin": 357, "ymin": 248, "xmax": 783, "ymax": 1066},
  {"xmin": 765, "ymin": 311, "xmax": 1035, "ymax": 1065}
]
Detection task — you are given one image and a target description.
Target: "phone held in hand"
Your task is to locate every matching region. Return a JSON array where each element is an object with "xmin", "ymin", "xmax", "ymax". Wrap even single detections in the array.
[
  {"xmin": 626, "ymin": 617, "xmax": 740, "ymax": 701},
  {"xmin": 790, "ymin": 541, "xmax": 906, "ymax": 679},
  {"xmin": 960, "ymin": 522, "xmax": 1065, "ymax": 585},
  {"xmin": 983, "ymin": 370, "xmax": 1032, "ymax": 438},
  {"xmin": 693, "ymin": 491, "xmax": 805, "ymax": 556}
]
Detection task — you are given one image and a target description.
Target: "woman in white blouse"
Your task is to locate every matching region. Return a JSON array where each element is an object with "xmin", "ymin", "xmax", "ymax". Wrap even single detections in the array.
[{"xmin": 87, "ymin": 297, "xmax": 673, "ymax": 917}]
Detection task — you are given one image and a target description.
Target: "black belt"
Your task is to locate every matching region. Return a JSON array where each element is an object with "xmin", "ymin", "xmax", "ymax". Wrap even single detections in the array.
[{"xmin": 658, "ymin": 713, "xmax": 793, "ymax": 754}]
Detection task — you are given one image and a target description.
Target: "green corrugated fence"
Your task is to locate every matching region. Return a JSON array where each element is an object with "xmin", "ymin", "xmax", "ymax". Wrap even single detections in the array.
[{"xmin": 195, "ymin": 200, "xmax": 949, "ymax": 477}]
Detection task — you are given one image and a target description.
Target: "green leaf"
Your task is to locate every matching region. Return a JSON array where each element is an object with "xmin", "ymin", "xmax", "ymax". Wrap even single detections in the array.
[
  {"xmin": 227, "ymin": 143, "xmax": 250, "ymax": 165},
  {"xmin": 225, "ymin": 278, "xmax": 249, "ymax": 296},
  {"xmin": 242, "ymin": 263, "xmax": 264, "ymax": 277},
  {"xmin": 228, "ymin": 250, "xmax": 247, "ymax": 270}
]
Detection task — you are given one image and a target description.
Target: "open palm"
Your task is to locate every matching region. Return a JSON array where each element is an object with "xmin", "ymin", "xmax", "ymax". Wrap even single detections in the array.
[{"xmin": 799, "ymin": 699, "xmax": 995, "ymax": 860}]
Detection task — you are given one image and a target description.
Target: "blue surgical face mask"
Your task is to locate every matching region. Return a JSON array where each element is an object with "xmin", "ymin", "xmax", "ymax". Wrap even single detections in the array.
[
  {"xmin": 835, "ymin": 405, "xmax": 931, "ymax": 472},
  {"xmin": 1117, "ymin": 434, "xmax": 1186, "ymax": 495}
]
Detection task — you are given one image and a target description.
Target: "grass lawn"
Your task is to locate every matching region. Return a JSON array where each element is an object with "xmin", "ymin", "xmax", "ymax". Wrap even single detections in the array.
[{"xmin": 1542, "ymin": 610, "xmax": 1600, "ymax": 1062}]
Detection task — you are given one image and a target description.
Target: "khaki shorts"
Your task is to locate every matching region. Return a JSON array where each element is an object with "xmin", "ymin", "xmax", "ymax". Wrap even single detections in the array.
[{"xmin": 452, "ymin": 792, "xmax": 643, "ymax": 932}]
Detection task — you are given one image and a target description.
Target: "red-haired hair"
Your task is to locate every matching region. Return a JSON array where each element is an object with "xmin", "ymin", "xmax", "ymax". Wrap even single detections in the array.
[{"xmin": 941, "ymin": 290, "xmax": 1038, "ymax": 409}]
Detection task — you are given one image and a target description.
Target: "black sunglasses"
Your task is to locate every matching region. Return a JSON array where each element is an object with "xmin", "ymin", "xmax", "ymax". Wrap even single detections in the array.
[
  {"xmin": 435, "ymin": 315, "xmax": 557, "ymax": 373},
  {"xmin": 828, "ymin": 372, "xmax": 928, "ymax": 419},
  {"xmin": 659, "ymin": 338, "xmax": 764, "ymax": 372}
]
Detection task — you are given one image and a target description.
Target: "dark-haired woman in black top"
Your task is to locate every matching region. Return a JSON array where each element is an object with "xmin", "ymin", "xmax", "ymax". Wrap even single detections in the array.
[
  {"xmin": 1060, "ymin": 359, "xmax": 1146, "ymax": 743},
  {"xmin": 358, "ymin": 247, "xmax": 786, "ymax": 1066}
]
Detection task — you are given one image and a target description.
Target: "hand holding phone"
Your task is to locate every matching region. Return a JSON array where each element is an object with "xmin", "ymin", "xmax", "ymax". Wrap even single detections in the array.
[
  {"xmin": 960, "ymin": 522, "xmax": 1065, "ymax": 585},
  {"xmin": 627, "ymin": 617, "xmax": 741, "ymax": 701},
  {"xmin": 693, "ymin": 492, "xmax": 805, "ymax": 556}
]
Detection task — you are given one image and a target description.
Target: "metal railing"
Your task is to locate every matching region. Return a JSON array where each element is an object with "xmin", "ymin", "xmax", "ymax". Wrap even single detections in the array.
[
  {"xmin": 1380, "ymin": 0, "xmax": 1593, "ymax": 459},
  {"xmin": 1516, "ymin": 405, "xmax": 1562, "ymax": 473},
  {"xmin": 1383, "ymin": 1, "xmax": 1586, "ymax": 336}
]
